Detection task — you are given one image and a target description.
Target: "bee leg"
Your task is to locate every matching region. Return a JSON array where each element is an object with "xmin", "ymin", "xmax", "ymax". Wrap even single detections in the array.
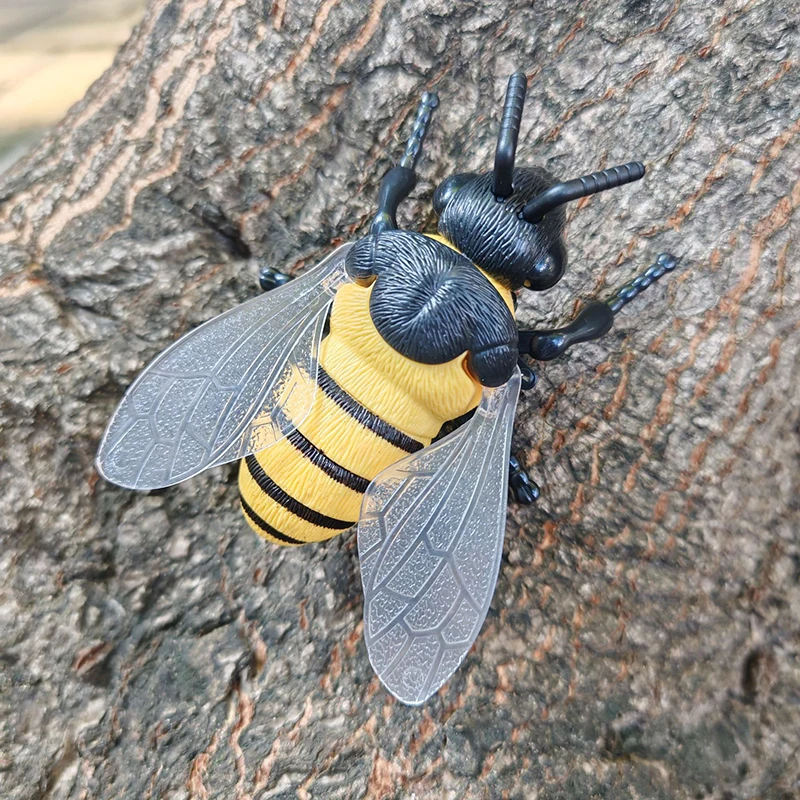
[
  {"xmin": 509, "ymin": 362, "xmax": 540, "ymax": 503},
  {"xmin": 518, "ymin": 301, "xmax": 614, "ymax": 361},
  {"xmin": 606, "ymin": 252, "xmax": 680, "ymax": 314},
  {"xmin": 518, "ymin": 253, "xmax": 679, "ymax": 361},
  {"xmin": 517, "ymin": 359, "xmax": 537, "ymax": 390},
  {"xmin": 258, "ymin": 266, "xmax": 293, "ymax": 292},
  {"xmin": 509, "ymin": 454, "xmax": 540, "ymax": 504},
  {"xmin": 370, "ymin": 92, "xmax": 439, "ymax": 235}
]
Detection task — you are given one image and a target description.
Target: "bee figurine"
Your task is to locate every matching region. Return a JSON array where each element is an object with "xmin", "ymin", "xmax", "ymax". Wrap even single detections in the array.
[{"xmin": 97, "ymin": 73, "xmax": 678, "ymax": 705}]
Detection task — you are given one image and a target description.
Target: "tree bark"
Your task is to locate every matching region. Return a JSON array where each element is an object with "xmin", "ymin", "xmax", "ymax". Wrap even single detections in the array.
[{"xmin": 1, "ymin": 0, "xmax": 798, "ymax": 797}]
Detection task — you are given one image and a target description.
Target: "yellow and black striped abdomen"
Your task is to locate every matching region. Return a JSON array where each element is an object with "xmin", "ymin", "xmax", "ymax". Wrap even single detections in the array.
[{"xmin": 238, "ymin": 275, "xmax": 512, "ymax": 546}]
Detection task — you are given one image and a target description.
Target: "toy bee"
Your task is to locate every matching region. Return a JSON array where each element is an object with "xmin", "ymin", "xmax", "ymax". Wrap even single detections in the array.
[{"xmin": 97, "ymin": 74, "xmax": 678, "ymax": 705}]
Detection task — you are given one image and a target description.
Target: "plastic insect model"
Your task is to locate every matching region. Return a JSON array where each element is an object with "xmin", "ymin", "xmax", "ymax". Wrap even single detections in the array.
[{"xmin": 97, "ymin": 73, "xmax": 678, "ymax": 705}]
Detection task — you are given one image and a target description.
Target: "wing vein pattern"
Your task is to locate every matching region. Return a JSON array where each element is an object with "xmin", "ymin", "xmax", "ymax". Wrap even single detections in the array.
[
  {"xmin": 96, "ymin": 244, "xmax": 352, "ymax": 490},
  {"xmin": 358, "ymin": 368, "xmax": 522, "ymax": 705}
]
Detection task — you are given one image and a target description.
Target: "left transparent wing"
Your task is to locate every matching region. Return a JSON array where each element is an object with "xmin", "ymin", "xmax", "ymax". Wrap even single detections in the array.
[
  {"xmin": 96, "ymin": 244, "xmax": 352, "ymax": 490},
  {"xmin": 357, "ymin": 367, "xmax": 522, "ymax": 705}
]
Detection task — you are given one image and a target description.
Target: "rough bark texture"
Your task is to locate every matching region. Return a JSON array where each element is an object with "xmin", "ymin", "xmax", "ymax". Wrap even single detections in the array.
[{"xmin": 1, "ymin": 0, "xmax": 799, "ymax": 798}]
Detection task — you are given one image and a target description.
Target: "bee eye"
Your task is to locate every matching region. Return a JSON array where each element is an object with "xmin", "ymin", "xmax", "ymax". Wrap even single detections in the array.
[{"xmin": 433, "ymin": 173, "xmax": 477, "ymax": 215}]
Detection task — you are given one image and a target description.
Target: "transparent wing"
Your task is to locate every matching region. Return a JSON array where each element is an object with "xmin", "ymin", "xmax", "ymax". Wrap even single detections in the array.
[
  {"xmin": 96, "ymin": 244, "xmax": 352, "ymax": 490},
  {"xmin": 358, "ymin": 367, "xmax": 522, "ymax": 705}
]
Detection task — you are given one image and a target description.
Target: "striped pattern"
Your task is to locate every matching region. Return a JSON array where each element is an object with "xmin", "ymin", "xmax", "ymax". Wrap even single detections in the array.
[
  {"xmin": 244, "ymin": 455, "xmax": 355, "ymax": 529},
  {"xmin": 283, "ymin": 427, "xmax": 370, "ymax": 493},
  {"xmin": 239, "ymin": 274, "xmax": 507, "ymax": 547},
  {"xmin": 237, "ymin": 363, "xmax": 413, "ymax": 545},
  {"xmin": 316, "ymin": 366, "xmax": 424, "ymax": 454},
  {"xmin": 269, "ymin": 402, "xmax": 371, "ymax": 493},
  {"xmin": 240, "ymin": 495, "xmax": 304, "ymax": 546}
]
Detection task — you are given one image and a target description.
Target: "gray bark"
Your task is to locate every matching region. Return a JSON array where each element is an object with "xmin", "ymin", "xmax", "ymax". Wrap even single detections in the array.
[{"xmin": 1, "ymin": 0, "xmax": 799, "ymax": 798}]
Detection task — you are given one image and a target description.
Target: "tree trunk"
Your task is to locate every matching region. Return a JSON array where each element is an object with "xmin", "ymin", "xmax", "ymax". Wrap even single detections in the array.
[{"xmin": 1, "ymin": 0, "xmax": 798, "ymax": 797}]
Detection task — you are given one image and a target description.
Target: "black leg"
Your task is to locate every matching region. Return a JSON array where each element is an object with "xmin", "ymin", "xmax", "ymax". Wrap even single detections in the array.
[
  {"xmin": 517, "ymin": 358, "xmax": 537, "ymax": 390},
  {"xmin": 259, "ymin": 266, "xmax": 292, "ymax": 292},
  {"xmin": 606, "ymin": 252, "xmax": 680, "ymax": 314},
  {"xmin": 518, "ymin": 253, "xmax": 679, "ymax": 361},
  {"xmin": 508, "ymin": 360, "xmax": 540, "ymax": 504},
  {"xmin": 370, "ymin": 92, "xmax": 439, "ymax": 235},
  {"xmin": 509, "ymin": 454, "xmax": 540, "ymax": 504}
]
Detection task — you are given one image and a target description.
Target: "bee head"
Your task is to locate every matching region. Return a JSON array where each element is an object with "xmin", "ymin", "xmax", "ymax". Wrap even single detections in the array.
[
  {"xmin": 434, "ymin": 167, "xmax": 567, "ymax": 291},
  {"xmin": 433, "ymin": 73, "xmax": 644, "ymax": 292}
]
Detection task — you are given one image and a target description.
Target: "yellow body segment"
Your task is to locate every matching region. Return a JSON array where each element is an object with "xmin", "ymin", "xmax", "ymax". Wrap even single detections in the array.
[{"xmin": 239, "ymin": 242, "xmax": 515, "ymax": 546}]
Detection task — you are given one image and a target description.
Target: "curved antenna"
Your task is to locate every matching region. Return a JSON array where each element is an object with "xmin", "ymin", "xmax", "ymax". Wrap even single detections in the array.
[
  {"xmin": 522, "ymin": 161, "xmax": 646, "ymax": 223},
  {"xmin": 371, "ymin": 91, "xmax": 439, "ymax": 235},
  {"xmin": 492, "ymin": 73, "xmax": 528, "ymax": 199}
]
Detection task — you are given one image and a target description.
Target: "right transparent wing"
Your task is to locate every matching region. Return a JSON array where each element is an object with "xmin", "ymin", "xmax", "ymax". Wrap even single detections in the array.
[
  {"xmin": 358, "ymin": 368, "xmax": 521, "ymax": 705},
  {"xmin": 96, "ymin": 243, "xmax": 352, "ymax": 490}
]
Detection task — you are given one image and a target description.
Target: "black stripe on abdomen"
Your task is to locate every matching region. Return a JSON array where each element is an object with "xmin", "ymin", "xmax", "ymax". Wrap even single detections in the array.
[
  {"xmin": 240, "ymin": 496, "xmax": 304, "ymax": 545},
  {"xmin": 285, "ymin": 428, "xmax": 370, "ymax": 493},
  {"xmin": 244, "ymin": 455, "xmax": 355, "ymax": 529},
  {"xmin": 316, "ymin": 366, "xmax": 424, "ymax": 454}
]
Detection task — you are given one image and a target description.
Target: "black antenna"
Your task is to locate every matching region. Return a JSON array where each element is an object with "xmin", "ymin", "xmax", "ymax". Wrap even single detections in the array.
[
  {"xmin": 522, "ymin": 161, "xmax": 646, "ymax": 223},
  {"xmin": 399, "ymin": 92, "xmax": 439, "ymax": 171},
  {"xmin": 492, "ymin": 73, "xmax": 528, "ymax": 199},
  {"xmin": 370, "ymin": 92, "xmax": 439, "ymax": 236}
]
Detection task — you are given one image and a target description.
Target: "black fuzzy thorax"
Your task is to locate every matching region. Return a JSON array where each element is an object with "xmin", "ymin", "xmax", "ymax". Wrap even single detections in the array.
[
  {"xmin": 437, "ymin": 168, "xmax": 565, "ymax": 291},
  {"xmin": 345, "ymin": 231, "xmax": 518, "ymax": 386}
]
